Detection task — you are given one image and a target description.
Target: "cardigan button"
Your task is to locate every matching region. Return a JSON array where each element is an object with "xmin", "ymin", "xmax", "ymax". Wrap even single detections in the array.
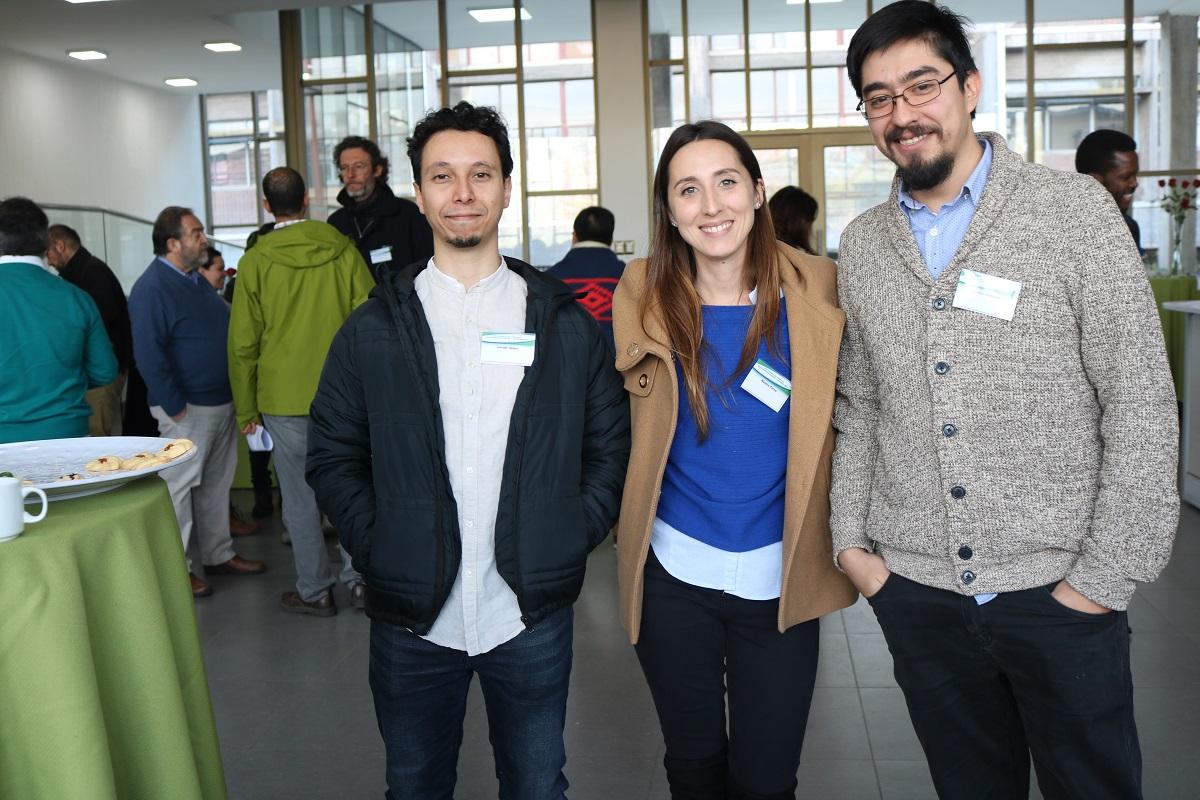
[
  {"xmin": 961, "ymin": 570, "xmax": 976, "ymax": 585},
  {"xmin": 628, "ymin": 343, "xmax": 640, "ymax": 357},
  {"xmin": 950, "ymin": 485, "xmax": 966, "ymax": 500},
  {"xmin": 932, "ymin": 298, "xmax": 947, "ymax": 311},
  {"xmin": 638, "ymin": 374, "xmax": 648, "ymax": 388}
]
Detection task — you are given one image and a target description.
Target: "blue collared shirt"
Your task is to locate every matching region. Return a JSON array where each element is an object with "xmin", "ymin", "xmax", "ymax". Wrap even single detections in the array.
[
  {"xmin": 898, "ymin": 138, "xmax": 993, "ymax": 280},
  {"xmin": 156, "ymin": 255, "xmax": 200, "ymax": 284}
]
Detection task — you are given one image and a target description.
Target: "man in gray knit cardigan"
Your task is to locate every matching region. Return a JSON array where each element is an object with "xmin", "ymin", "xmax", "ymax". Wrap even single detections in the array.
[{"xmin": 831, "ymin": 3, "xmax": 1179, "ymax": 798}]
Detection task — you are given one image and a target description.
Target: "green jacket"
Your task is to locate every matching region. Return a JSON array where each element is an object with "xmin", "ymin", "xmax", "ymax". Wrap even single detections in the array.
[{"xmin": 228, "ymin": 220, "xmax": 373, "ymax": 426}]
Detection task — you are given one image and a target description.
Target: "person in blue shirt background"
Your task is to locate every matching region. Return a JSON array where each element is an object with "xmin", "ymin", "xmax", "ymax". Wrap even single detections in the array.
[
  {"xmin": 0, "ymin": 197, "xmax": 116, "ymax": 444},
  {"xmin": 128, "ymin": 206, "xmax": 265, "ymax": 598}
]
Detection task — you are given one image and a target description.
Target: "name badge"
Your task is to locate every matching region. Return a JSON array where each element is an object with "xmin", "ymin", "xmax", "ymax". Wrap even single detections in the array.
[
  {"xmin": 369, "ymin": 246, "xmax": 392, "ymax": 265},
  {"xmin": 953, "ymin": 269, "xmax": 1021, "ymax": 321},
  {"xmin": 740, "ymin": 359, "xmax": 791, "ymax": 412},
  {"xmin": 480, "ymin": 332, "xmax": 536, "ymax": 366}
]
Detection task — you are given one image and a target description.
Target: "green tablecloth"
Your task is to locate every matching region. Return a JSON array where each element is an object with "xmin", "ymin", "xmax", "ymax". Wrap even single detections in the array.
[
  {"xmin": 1150, "ymin": 274, "xmax": 1200, "ymax": 399},
  {"xmin": 0, "ymin": 476, "xmax": 227, "ymax": 800}
]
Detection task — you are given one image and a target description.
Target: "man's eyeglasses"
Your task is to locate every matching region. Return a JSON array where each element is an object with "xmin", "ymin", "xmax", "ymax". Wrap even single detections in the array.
[
  {"xmin": 338, "ymin": 161, "xmax": 373, "ymax": 176},
  {"xmin": 857, "ymin": 72, "xmax": 957, "ymax": 120}
]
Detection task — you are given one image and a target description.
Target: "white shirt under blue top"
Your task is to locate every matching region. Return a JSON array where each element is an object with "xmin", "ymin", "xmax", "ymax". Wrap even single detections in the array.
[
  {"xmin": 652, "ymin": 289, "xmax": 790, "ymax": 601},
  {"xmin": 898, "ymin": 138, "xmax": 992, "ymax": 281},
  {"xmin": 898, "ymin": 137, "xmax": 997, "ymax": 604}
]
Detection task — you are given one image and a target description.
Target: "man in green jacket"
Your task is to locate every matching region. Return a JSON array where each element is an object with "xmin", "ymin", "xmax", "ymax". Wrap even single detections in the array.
[{"xmin": 228, "ymin": 167, "xmax": 375, "ymax": 616}]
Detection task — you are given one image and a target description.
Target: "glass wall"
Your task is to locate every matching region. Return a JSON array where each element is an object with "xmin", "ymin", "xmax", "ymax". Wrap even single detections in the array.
[
  {"xmin": 203, "ymin": 91, "xmax": 287, "ymax": 246},
  {"xmin": 295, "ymin": 1, "xmax": 597, "ymax": 265}
]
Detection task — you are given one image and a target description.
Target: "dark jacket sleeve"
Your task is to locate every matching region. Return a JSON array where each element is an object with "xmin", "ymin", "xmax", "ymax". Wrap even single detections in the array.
[
  {"xmin": 578, "ymin": 313, "xmax": 631, "ymax": 550},
  {"xmin": 306, "ymin": 318, "xmax": 376, "ymax": 567}
]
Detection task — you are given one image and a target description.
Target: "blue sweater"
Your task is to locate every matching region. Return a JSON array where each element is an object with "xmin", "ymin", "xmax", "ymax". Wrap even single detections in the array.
[
  {"xmin": 128, "ymin": 258, "xmax": 232, "ymax": 416},
  {"xmin": 656, "ymin": 303, "xmax": 790, "ymax": 553}
]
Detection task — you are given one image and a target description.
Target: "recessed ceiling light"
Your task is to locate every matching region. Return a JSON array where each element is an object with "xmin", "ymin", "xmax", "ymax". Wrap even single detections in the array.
[
  {"xmin": 203, "ymin": 41, "xmax": 242, "ymax": 53},
  {"xmin": 68, "ymin": 50, "xmax": 107, "ymax": 61},
  {"xmin": 64, "ymin": 0, "xmax": 119, "ymax": 4},
  {"xmin": 164, "ymin": 77, "xmax": 198, "ymax": 87},
  {"xmin": 786, "ymin": 0, "xmax": 843, "ymax": 4},
  {"xmin": 468, "ymin": 7, "xmax": 532, "ymax": 23}
]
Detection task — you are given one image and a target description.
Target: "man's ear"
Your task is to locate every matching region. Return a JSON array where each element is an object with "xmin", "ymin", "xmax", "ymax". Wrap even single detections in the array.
[{"xmin": 413, "ymin": 181, "xmax": 426, "ymax": 215}]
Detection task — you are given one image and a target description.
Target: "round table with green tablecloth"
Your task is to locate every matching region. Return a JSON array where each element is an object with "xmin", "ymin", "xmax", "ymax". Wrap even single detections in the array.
[
  {"xmin": 0, "ymin": 475, "xmax": 227, "ymax": 800},
  {"xmin": 1149, "ymin": 273, "xmax": 1200, "ymax": 399}
]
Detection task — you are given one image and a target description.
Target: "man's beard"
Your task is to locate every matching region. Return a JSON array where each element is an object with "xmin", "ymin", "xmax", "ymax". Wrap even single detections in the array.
[
  {"xmin": 897, "ymin": 152, "xmax": 955, "ymax": 192},
  {"xmin": 888, "ymin": 125, "xmax": 954, "ymax": 192},
  {"xmin": 447, "ymin": 235, "xmax": 482, "ymax": 249},
  {"xmin": 346, "ymin": 181, "xmax": 375, "ymax": 201}
]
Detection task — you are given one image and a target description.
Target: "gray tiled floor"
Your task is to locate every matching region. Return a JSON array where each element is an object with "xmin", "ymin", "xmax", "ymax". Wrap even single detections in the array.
[{"xmin": 197, "ymin": 495, "xmax": 1200, "ymax": 799}]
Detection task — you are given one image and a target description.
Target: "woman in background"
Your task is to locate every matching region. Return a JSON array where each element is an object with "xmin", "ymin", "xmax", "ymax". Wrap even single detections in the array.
[
  {"xmin": 768, "ymin": 185, "xmax": 819, "ymax": 255},
  {"xmin": 612, "ymin": 121, "xmax": 856, "ymax": 800}
]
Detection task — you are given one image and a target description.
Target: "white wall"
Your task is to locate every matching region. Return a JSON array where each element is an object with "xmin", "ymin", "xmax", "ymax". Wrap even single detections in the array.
[
  {"xmin": 0, "ymin": 46, "xmax": 205, "ymax": 225},
  {"xmin": 594, "ymin": 0, "xmax": 652, "ymax": 261}
]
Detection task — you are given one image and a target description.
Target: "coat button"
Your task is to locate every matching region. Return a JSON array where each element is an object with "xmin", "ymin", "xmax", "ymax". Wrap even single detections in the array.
[
  {"xmin": 942, "ymin": 424, "xmax": 957, "ymax": 438},
  {"xmin": 934, "ymin": 361, "xmax": 950, "ymax": 375},
  {"xmin": 958, "ymin": 546, "xmax": 973, "ymax": 560},
  {"xmin": 961, "ymin": 570, "xmax": 976, "ymax": 585},
  {"xmin": 932, "ymin": 298, "xmax": 947, "ymax": 310},
  {"xmin": 950, "ymin": 485, "xmax": 966, "ymax": 500},
  {"xmin": 627, "ymin": 343, "xmax": 640, "ymax": 357},
  {"xmin": 638, "ymin": 374, "xmax": 648, "ymax": 388}
]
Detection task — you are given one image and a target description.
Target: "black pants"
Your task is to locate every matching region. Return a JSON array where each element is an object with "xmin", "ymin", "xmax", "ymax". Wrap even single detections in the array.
[
  {"xmin": 635, "ymin": 550, "xmax": 820, "ymax": 800},
  {"xmin": 869, "ymin": 573, "xmax": 1141, "ymax": 800}
]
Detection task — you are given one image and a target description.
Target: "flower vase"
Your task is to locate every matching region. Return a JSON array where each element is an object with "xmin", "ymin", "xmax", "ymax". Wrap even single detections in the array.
[{"xmin": 1170, "ymin": 217, "xmax": 1184, "ymax": 276}]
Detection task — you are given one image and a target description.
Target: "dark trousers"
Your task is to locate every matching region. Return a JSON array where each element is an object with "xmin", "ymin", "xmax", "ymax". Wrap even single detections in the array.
[
  {"xmin": 369, "ymin": 608, "xmax": 573, "ymax": 800},
  {"xmin": 869, "ymin": 573, "xmax": 1141, "ymax": 800},
  {"xmin": 248, "ymin": 449, "xmax": 272, "ymax": 491},
  {"xmin": 635, "ymin": 550, "xmax": 820, "ymax": 800}
]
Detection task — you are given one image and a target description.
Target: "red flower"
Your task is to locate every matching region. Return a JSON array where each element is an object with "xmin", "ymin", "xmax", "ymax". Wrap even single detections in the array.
[
  {"xmin": 1169, "ymin": 178, "xmax": 1178, "ymax": 187},
  {"xmin": 1183, "ymin": 197, "xmax": 1191, "ymax": 209},
  {"xmin": 1159, "ymin": 179, "xmax": 1167, "ymax": 187}
]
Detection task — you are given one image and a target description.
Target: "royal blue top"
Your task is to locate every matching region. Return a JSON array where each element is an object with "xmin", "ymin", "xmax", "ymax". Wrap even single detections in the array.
[
  {"xmin": 128, "ymin": 258, "xmax": 232, "ymax": 417},
  {"xmin": 656, "ymin": 302, "xmax": 790, "ymax": 553}
]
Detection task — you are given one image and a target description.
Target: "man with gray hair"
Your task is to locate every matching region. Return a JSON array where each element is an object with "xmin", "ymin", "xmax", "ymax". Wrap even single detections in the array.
[
  {"xmin": 831, "ymin": 2, "xmax": 1178, "ymax": 796},
  {"xmin": 0, "ymin": 197, "xmax": 116, "ymax": 444},
  {"xmin": 229, "ymin": 167, "xmax": 375, "ymax": 615},
  {"xmin": 129, "ymin": 206, "xmax": 266, "ymax": 598}
]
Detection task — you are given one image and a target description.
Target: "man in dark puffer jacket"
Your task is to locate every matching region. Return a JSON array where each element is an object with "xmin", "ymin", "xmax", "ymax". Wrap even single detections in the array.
[{"xmin": 307, "ymin": 101, "xmax": 630, "ymax": 799}]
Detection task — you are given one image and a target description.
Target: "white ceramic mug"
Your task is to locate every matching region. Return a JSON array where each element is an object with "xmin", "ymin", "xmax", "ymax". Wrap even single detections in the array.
[{"xmin": 0, "ymin": 477, "xmax": 48, "ymax": 542}]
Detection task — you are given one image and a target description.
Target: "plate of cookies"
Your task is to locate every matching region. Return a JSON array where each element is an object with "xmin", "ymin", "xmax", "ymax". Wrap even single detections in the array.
[{"xmin": 0, "ymin": 436, "xmax": 197, "ymax": 501}]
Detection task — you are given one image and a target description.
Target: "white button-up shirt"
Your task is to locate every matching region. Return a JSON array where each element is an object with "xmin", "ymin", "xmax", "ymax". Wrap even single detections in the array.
[{"xmin": 415, "ymin": 258, "xmax": 528, "ymax": 655}]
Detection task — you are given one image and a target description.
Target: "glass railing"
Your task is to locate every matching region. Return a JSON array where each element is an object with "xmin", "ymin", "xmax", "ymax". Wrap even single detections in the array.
[{"xmin": 41, "ymin": 205, "xmax": 246, "ymax": 294}]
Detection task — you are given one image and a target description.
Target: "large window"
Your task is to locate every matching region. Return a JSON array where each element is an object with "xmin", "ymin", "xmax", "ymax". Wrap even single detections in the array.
[
  {"xmin": 203, "ymin": 91, "xmax": 287, "ymax": 246},
  {"xmin": 648, "ymin": 0, "xmax": 1200, "ymax": 269},
  {"xmin": 295, "ymin": 0, "xmax": 598, "ymax": 266}
]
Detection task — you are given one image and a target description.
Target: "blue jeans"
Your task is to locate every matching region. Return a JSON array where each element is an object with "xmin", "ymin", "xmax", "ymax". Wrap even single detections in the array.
[{"xmin": 369, "ymin": 607, "xmax": 573, "ymax": 800}]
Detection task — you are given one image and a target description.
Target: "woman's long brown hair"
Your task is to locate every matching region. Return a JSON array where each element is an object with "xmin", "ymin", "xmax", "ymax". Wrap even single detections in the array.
[{"xmin": 642, "ymin": 121, "xmax": 783, "ymax": 439}]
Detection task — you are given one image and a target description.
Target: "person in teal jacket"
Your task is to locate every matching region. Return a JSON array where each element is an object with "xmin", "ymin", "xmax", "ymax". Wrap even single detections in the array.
[
  {"xmin": 228, "ymin": 166, "xmax": 374, "ymax": 615},
  {"xmin": 0, "ymin": 197, "xmax": 117, "ymax": 444}
]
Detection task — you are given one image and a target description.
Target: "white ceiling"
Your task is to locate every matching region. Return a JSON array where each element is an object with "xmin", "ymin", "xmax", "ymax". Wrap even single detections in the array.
[
  {"xmin": 4, "ymin": 0, "xmax": 1200, "ymax": 97},
  {"xmin": 0, "ymin": 0, "xmax": 328, "ymax": 95}
]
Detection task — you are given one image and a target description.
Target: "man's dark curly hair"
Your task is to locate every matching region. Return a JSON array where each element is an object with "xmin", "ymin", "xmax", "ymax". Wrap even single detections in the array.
[
  {"xmin": 407, "ymin": 101, "xmax": 514, "ymax": 182},
  {"xmin": 333, "ymin": 135, "xmax": 389, "ymax": 184}
]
